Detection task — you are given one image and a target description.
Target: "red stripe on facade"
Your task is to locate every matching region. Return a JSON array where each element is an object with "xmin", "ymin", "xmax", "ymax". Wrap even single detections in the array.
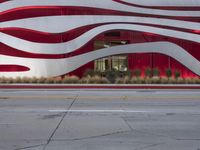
[
  {"xmin": 1, "ymin": 23, "xmax": 199, "ymax": 43},
  {"xmin": 1, "ymin": 6, "xmax": 200, "ymax": 22},
  {"xmin": 0, "ymin": 65, "xmax": 30, "ymax": 72},
  {"xmin": 0, "ymin": 0, "xmax": 7, "ymax": 3}
]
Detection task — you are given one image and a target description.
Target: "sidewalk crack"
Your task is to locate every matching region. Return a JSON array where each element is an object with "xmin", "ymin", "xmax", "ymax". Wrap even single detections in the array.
[
  {"xmin": 14, "ymin": 144, "xmax": 44, "ymax": 150},
  {"xmin": 42, "ymin": 94, "xmax": 78, "ymax": 150}
]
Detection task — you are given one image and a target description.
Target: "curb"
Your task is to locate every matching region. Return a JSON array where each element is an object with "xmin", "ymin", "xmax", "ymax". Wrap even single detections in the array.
[{"xmin": 0, "ymin": 84, "xmax": 200, "ymax": 89}]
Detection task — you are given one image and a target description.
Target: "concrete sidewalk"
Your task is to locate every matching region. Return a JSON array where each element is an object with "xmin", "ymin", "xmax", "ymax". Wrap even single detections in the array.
[{"xmin": 0, "ymin": 89, "xmax": 200, "ymax": 150}]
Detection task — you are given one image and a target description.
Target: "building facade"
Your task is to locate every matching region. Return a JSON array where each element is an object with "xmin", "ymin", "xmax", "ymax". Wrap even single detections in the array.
[{"xmin": 1, "ymin": 0, "xmax": 200, "ymax": 78}]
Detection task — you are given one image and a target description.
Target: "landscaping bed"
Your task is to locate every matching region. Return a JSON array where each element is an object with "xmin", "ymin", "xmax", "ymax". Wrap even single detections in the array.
[{"xmin": 0, "ymin": 68, "xmax": 200, "ymax": 84}]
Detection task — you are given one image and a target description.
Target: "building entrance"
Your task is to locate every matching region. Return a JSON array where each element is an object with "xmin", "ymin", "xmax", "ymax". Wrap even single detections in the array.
[{"xmin": 94, "ymin": 41, "xmax": 128, "ymax": 72}]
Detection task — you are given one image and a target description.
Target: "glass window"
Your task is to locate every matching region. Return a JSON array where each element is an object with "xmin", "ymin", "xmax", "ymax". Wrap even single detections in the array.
[
  {"xmin": 112, "ymin": 56, "xmax": 128, "ymax": 71},
  {"xmin": 94, "ymin": 41, "xmax": 128, "ymax": 72}
]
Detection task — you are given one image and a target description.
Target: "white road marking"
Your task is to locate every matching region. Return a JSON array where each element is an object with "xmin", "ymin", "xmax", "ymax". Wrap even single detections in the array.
[
  {"xmin": 0, "ymin": 108, "xmax": 200, "ymax": 114},
  {"xmin": 48, "ymin": 109, "xmax": 152, "ymax": 113},
  {"xmin": 48, "ymin": 109, "xmax": 200, "ymax": 114}
]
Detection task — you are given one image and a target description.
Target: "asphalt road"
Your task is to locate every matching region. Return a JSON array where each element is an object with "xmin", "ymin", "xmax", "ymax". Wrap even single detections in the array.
[{"xmin": 0, "ymin": 89, "xmax": 200, "ymax": 150}]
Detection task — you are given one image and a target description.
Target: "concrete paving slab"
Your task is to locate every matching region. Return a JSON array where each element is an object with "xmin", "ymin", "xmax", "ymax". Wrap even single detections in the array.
[
  {"xmin": 0, "ymin": 112, "xmax": 62, "ymax": 150},
  {"xmin": 124, "ymin": 114, "xmax": 200, "ymax": 140},
  {"xmin": 19, "ymin": 145, "xmax": 44, "ymax": 150},
  {"xmin": 46, "ymin": 129, "xmax": 172, "ymax": 150},
  {"xmin": 45, "ymin": 140, "xmax": 148, "ymax": 150},
  {"xmin": 146, "ymin": 140, "xmax": 200, "ymax": 150}
]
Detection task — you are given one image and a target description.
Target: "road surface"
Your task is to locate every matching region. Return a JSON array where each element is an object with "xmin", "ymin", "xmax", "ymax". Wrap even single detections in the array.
[{"xmin": 0, "ymin": 89, "xmax": 200, "ymax": 150}]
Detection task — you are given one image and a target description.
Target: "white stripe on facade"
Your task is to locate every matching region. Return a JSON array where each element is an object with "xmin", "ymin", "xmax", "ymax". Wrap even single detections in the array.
[
  {"xmin": 1, "ymin": 16, "xmax": 199, "ymax": 32},
  {"xmin": 0, "ymin": 42, "xmax": 200, "ymax": 77},
  {"xmin": 1, "ymin": 24, "xmax": 200, "ymax": 54}
]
